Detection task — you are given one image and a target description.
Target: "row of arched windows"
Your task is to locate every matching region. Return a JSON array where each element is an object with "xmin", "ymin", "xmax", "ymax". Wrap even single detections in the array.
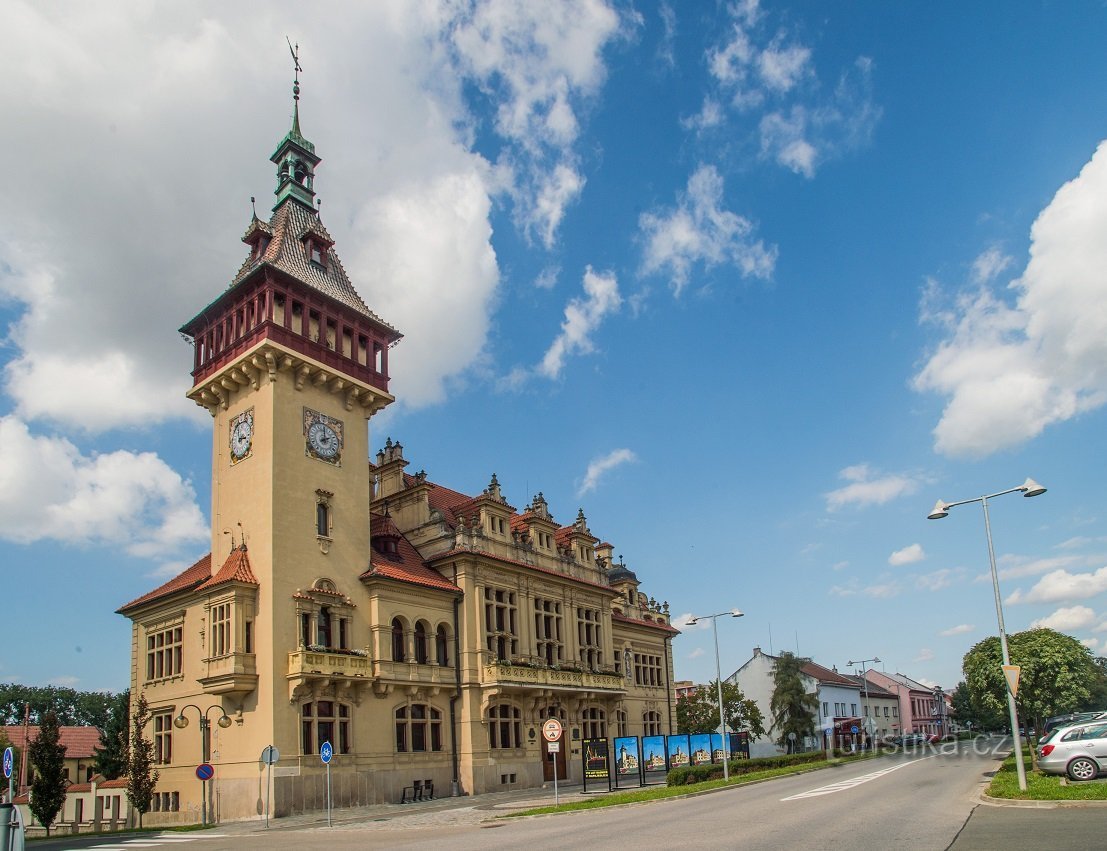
[{"xmin": 391, "ymin": 617, "xmax": 450, "ymax": 665}]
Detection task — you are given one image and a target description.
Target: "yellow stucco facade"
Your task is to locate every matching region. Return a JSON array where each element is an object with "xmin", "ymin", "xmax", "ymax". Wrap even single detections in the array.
[{"xmin": 118, "ymin": 80, "xmax": 678, "ymax": 825}]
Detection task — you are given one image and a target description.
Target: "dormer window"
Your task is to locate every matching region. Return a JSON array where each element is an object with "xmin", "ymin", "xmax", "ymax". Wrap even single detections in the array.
[{"xmin": 309, "ymin": 240, "xmax": 326, "ymax": 268}]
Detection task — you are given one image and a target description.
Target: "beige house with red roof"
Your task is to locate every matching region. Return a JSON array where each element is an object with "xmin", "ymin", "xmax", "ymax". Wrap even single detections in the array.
[{"xmin": 116, "ymin": 74, "xmax": 677, "ymax": 825}]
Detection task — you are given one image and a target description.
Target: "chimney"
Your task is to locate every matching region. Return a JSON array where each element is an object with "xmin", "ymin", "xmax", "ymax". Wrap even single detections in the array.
[{"xmin": 753, "ymin": 646, "xmax": 762, "ymax": 656}]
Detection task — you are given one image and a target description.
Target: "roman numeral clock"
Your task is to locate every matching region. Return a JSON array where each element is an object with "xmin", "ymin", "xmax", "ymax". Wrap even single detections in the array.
[{"xmin": 304, "ymin": 408, "xmax": 343, "ymax": 464}]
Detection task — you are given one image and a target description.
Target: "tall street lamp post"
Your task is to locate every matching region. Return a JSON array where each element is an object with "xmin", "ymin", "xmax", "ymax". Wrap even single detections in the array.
[
  {"xmin": 848, "ymin": 657, "xmax": 880, "ymax": 746},
  {"xmin": 927, "ymin": 477, "xmax": 1046, "ymax": 792},
  {"xmin": 174, "ymin": 704, "xmax": 233, "ymax": 826},
  {"xmin": 687, "ymin": 609, "xmax": 744, "ymax": 781}
]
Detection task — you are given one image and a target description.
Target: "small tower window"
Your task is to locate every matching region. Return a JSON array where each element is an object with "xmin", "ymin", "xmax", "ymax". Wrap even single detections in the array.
[{"xmin": 317, "ymin": 502, "xmax": 330, "ymax": 537}]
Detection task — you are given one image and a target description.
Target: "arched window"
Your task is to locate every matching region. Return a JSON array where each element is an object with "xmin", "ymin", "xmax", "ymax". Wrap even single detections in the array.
[
  {"xmin": 395, "ymin": 704, "xmax": 443, "ymax": 753},
  {"xmin": 488, "ymin": 704, "xmax": 522, "ymax": 749},
  {"xmin": 582, "ymin": 706, "xmax": 606, "ymax": 739},
  {"xmin": 414, "ymin": 621, "xmax": 428, "ymax": 664},
  {"xmin": 435, "ymin": 624, "xmax": 449, "ymax": 666},
  {"xmin": 391, "ymin": 618, "xmax": 405, "ymax": 662},
  {"xmin": 300, "ymin": 701, "xmax": 351, "ymax": 755},
  {"xmin": 317, "ymin": 606, "xmax": 332, "ymax": 648}
]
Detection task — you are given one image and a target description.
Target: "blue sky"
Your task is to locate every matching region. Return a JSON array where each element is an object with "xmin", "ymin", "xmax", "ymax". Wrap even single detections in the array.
[{"xmin": 2, "ymin": 1, "xmax": 1107, "ymax": 696}]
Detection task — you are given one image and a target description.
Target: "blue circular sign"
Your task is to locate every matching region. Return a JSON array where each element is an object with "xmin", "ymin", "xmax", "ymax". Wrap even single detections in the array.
[
  {"xmin": 195, "ymin": 762, "xmax": 215, "ymax": 781},
  {"xmin": 3, "ymin": 747, "xmax": 13, "ymax": 779},
  {"xmin": 320, "ymin": 741, "xmax": 333, "ymax": 764},
  {"xmin": 851, "ymin": 725, "xmax": 859, "ymax": 734}
]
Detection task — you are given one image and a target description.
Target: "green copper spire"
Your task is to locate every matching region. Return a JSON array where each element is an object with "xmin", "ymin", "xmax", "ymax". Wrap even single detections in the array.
[{"xmin": 271, "ymin": 41, "xmax": 320, "ymax": 211}]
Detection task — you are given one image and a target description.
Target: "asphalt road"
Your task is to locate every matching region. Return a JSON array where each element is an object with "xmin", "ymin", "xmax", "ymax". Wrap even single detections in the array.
[{"xmin": 31, "ymin": 740, "xmax": 1107, "ymax": 850}]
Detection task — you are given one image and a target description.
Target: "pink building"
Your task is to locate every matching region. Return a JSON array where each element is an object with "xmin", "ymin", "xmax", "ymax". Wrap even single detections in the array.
[{"xmin": 863, "ymin": 670, "xmax": 946, "ymax": 736}]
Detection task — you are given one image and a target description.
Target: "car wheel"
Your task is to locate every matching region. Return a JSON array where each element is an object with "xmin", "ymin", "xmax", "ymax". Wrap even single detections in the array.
[{"xmin": 1067, "ymin": 757, "xmax": 1099, "ymax": 781}]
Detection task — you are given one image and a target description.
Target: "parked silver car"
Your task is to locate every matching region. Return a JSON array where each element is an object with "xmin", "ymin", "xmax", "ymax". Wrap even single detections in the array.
[{"xmin": 1037, "ymin": 721, "xmax": 1107, "ymax": 780}]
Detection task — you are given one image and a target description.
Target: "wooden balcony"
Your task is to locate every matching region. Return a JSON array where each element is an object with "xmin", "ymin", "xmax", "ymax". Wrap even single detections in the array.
[
  {"xmin": 287, "ymin": 648, "xmax": 373, "ymax": 703},
  {"xmin": 482, "ymin": 662, "xmax": 626, "ymax": 694},
  {"xmin": 198, "ymin": 652, "xmax": 258, "ymax": 699}
]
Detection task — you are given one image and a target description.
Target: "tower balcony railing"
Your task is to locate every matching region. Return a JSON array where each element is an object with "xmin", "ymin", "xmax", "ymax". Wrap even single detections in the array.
[
  {"xmin": 482, "ymin": 660, "xmax": 626, "ymax": 692},
  {"xmin": 198, "ymin": 651, "xmax": 259, "ymax": 699},
  {"xmin": 286, "ymin": 647, "xmax": 373, "ymax": 703}
]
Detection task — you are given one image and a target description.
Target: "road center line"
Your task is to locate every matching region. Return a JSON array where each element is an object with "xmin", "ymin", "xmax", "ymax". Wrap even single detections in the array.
[{"xmin": 780, "ymin": 755, "xmax": 939, "ymax": 801}]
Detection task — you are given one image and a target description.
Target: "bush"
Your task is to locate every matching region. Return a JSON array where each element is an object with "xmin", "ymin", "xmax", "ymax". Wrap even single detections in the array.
[{"xmin": 666, "ymin": 751, "xmax": 826, "ymax": 786}]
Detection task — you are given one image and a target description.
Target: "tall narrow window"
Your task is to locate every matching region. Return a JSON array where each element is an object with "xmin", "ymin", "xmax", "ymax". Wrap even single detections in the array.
[
  {"xmin": 391, "ymin": 618, "xmax": 406, "ymax": 662},
  {"xmin": 436, "ymin": 625, "xmax": 449, "ymax": 666},
  {"xmin": 317, "ymin": 502, "xmax": 330, "ymax": 537},
  {"xmin": 152, "ymin": 712, "xmax": 173, "ymax": 764},
  {"xmin": 414, "ymin": 621, "xmax": 428, "ymax": 664},
  {"xmin": 210, "ymin": 603, "xmax": 230, "ymax": 658},
  {"xmin": 317, "ymin": 607, "xmax": 332, "ymax": 648},
  {"xmin": 488, "ymin": 704, "xmax": 521, "ymax": 749},
  {"xmin": 484, "ymin": 588, "xmax": 518, "ymax": 661}
]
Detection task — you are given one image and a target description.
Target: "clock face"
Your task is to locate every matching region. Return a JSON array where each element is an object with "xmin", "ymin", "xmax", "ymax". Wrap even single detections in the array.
[
  {"xmin": 229, "ymin": 409, "xmax": 254, "ymax": 463},
  {"xmin": 304, "ymin": 409, "xmax": 343, "ymax": 464}
]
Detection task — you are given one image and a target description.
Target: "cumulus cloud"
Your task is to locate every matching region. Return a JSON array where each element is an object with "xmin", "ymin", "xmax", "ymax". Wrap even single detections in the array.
[
  {"xmin": 889, "ymin": 543, "xmax": 925, "ymax": 566},
  {"xmin": 916, "ymin": 568, "xmax": 959, "ymax": 592},
  {"xmin": 1006, "ymin": 566, "xmax": 1107, "ymax": 605},
  {"xmin": 0, "ymin": 416, "xmax": 206, "ymax": 560},
  {"xmin": 939, "ymin": 624, "xmax": 974, "ymax": 637},
  {"xmin": 982, "ymin": 554, "xmax": 1087, "ymax": 583},
  {"xmin": 971, "ymin": 246, "xmax": 1013, "ymax": 285},
  {"xmin": 639, "ymin": 165, "xmax": 777, "ymax": 295},
  {"xmin": 825, "ymin": 464, "xmax": 921, "ymax": 511},
  {"xmin": 538, "ymin": 266, "xmax": 621, "ymax": 379},
  {"xmin": 577, "ymin": 448, "xmax": 637, "ymax": 496},
  {"xmin": 0, "ymin": 4, "xmax": 629, "ymax": 430},
  {"xmin": 914, "ymin": 648, "xmax": 934, "ymax": 663},
  {"xmin": 1031, "ymin": 605, "xmax": 1097, "ymax": 632},
  {"xmin": 914, "ymin": 142, "xmax": 1107, "ymax": 457}
]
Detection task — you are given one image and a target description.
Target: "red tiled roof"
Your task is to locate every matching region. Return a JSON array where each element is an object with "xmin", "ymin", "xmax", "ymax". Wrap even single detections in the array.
[
  {"xmin": 100, "ymin": 777, "xmax": 129, "ymax": 789},
  {"xmin": 554, "ymin": 526, "xmax": 573, "ymax": 549},
  {"xmin": 196, "ymin": 546, "xmax": 258, "ymax": 592},
  {"xmin": 801, "ymin": 661, "xmax": 857, "ymax": 687},
  {"xmin": 2, "ymin": 725, "xmax": 101, "ymax": 758},
  {"xmin": 362, "ymin": 520, "xmax": 460, "ymax": 594},
  {"xmin": 371, "ymin": 513, "xmax": 403, "ymax": 538},
  {"xmin": 427, "ymin": 546, "xmax": 617, "ymax": 595},
  {"xmin": 117, "ymin": 553, "xmax": 212, "ymax": 613},
  {"xmin": 611, "ymin": 612, "xmax": 680, "ymax": 635}
]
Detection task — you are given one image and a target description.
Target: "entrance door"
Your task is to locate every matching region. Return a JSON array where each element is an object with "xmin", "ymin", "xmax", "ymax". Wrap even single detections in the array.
[{"xmin": 543, "ymin": 737, "xmax": 567, "ymax": 781}]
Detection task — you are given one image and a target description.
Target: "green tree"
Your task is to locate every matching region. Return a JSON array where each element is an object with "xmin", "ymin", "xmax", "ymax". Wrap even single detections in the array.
[
  {"xmin": 675, "ymin": 680, "xmax": 765, "ymax": 739},
  {"xmin": 1080, "ymin": 657, "xmax": 1107, "ymax": 711},
  {"xmin": 28, "ymin": 711, "xmax": 67, "ymax": 835},
  {"xmin": 126, "ymin": 693, "xmax": 158, "ymax": 828},
  {"xmin": 0, "ymin": 683, "xmax": 117, "ymax": 727},
  {"xmin": 93, "ymin": 689, "xmax": 130, "ymax": 781},
  {"xmin": 770, "ymin": 652, "xmax": 818, "ymax": 752},
  {"xmin": 962, "ymin": 628, "xmax": 1096, "ymax": 734}
]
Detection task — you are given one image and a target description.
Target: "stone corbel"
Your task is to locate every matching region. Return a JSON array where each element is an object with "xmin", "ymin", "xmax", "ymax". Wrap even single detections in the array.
[
  {"xmin": 229, "ymin": 368, "xmax": 250, "ymax": 387},
  {"xmin": 262, "ymin": 351, "xmax": 278, "ymax": 382},
  {"xmin": 328, "ymin": 376, "xmax": 345, "ymax": 395},
  {"xmin": 209, "ymin": 382, "xmax": 228, "ymax": 410},
  {"xmin": 295, "ymin": 364, "xmax": 311, "ymax": 390},
  {"xmin": 312, "ymin": 370, "xmax": 330, "ymax": 387},
  {"xmin": 345, "ymin": 387, "xmax": 360, "ymax": 411},
  {"xmin": 372, "ymin": 681, "xmax": 393, "ymax": 698}
]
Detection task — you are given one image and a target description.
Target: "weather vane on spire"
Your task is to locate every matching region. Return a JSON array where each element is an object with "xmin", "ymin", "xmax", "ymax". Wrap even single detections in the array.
[{"xmin": 287, "ymin": 37, "xmax": 302, "ymax": 100}]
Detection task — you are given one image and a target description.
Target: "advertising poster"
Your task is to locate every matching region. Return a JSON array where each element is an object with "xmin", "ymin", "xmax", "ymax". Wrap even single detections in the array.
[
  {"xmin": 642, "ymin": 735, "xmax": 668, "ymax": 780},
  {"xmin": 582, "ymin": 738, "xmax": 611, "ymax": 792},
  {"xmin": 613, "ymin": 736, "xmax": 641, "ymax": 788},
  {"xmin": 732, "ymin": 731, "xmax": 751, "ymax": 758},
  {"xmin": 690, "ymin": 733, "xmax": 712, "ymax": 765},
  {"xmin": 710, "ymin": 732, "xmax": 725, "ymax": 763},
  {"xmin": 666, "ymin": 734, "xmax": 691, "ymax": 769}
]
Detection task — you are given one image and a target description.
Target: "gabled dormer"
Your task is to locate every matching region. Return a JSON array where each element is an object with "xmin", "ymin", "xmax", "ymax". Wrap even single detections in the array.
[{"xmin": 518, "ymin": 492, "xmax": 558, "ymax": 553}]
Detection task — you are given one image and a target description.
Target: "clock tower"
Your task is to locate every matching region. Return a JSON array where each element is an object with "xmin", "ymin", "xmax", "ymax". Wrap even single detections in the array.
[{"xmin": 178, "ymin": 64, "xmax": 401, "ymax": 752}]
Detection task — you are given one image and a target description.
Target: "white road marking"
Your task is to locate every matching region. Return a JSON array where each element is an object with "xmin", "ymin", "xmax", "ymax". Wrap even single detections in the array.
[{"xmin": 781, "ymin": 755, "xmax": 939, "ymax": 801}]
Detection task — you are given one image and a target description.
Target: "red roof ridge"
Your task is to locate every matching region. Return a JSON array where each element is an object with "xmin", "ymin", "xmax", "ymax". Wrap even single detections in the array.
[
  {"xmin": 117, "ymin": 553, "xmax": 212, "ymax": 613},
  {"xmin": 196, "ymin": 546, "xmax": 258, "ymax": 592}
]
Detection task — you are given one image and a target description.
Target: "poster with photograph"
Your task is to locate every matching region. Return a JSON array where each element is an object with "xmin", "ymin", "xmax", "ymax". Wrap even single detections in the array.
[
  {"xmin": 583, "ymin": 738, "xmax": 610, "ymax": 779},
  {"xmin": 613, "ymin": 736, "xmax": 641, "ymax": 788},
  {"xmin": 642, "ymin": 735, "xmax": 667, "ymax": 777},
  {"xmin": 690, "ymin": 733, "xmax": 712, "ymax": 765},
  {"xmin": 710, "ymin": 732, "xmax": 725, "ymax": 763},
  {"xmin": 666, "ymin": 734, "xmax": 691, "ymax": 769},
  {"xmin": 732, "ymin": 731, "xmax": 751, "ymax": 758}
]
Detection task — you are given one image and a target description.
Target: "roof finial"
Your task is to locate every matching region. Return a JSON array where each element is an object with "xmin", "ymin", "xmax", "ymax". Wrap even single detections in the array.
[
  {"xmin": 250, "ymin": 196, "xmax": 257, "ymax": 220},
  {"xmin": 287, "ymin": 37, "xmax": 302, "ymax": 137}
]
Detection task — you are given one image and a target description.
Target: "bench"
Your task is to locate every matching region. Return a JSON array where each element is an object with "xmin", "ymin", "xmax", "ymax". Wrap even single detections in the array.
[{"xmin": 400, "ymin": 779, "xmax": 434, "ymax": 804}]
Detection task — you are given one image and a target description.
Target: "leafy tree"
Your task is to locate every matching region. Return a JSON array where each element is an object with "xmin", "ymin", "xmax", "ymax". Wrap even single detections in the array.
[
  {"xmin": 126, "ymin": 693, "xmax": 158, "ymax": 828},
  {"xmin": 93, "ymin": 689, "xmax": 130, "ymax": 780},
  {"xmin": 28, "ymin": 711, "xmax": 67, "ymax": 835},
  {"xmin": 770, "ymin": 652, "xmax": 818, "ymax": 752},
  {"xmin": 0, "ymin": 683, "xmax": 117, "ymax": 727},
  {"xmin": 676, "ymin": 680, "xmax": 765, "ymax": 739},
  {"xmin": 1080, "ymin": 657, "xmax": 1107, "ymax": 711},
  {"xmin": 962, "ymin": 628, "xmax": 1096, "ymax": 734}
]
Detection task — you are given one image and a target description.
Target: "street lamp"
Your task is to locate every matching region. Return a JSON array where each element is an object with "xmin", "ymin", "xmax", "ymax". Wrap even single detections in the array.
[
  {"xmin": 847, "ymin": 656, "xmax": 880, "ymax": 746},
  {"xmin": 927, "ymin": 477, "xmax": 1046, "ymax": 792},
  {"xmin": 173, "ymin": 704, "xmax": 233, "ymax": 825},
  {"xmin": 687, "ymin": 609, "xmax": 744, "ymax": 781}
]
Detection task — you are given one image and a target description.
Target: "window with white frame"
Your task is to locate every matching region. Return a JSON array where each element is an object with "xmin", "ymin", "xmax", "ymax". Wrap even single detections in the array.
[{"xmin": 146, "ymin": 625, "xmax": 182, "ymax": 682}]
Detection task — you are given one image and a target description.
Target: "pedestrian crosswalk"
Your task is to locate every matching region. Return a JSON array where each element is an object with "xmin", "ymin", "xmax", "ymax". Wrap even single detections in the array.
[{"xmin": 59, "ymin": 833, "xmax": 228, "ymax": 851}]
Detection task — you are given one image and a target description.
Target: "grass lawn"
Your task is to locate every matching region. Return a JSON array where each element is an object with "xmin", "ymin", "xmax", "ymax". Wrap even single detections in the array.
[
  {"xmin": 987, "ymin": 749, "xmax": 1107, "ymax": 801},
  {"xmin": 502, "ymin": 753, "xmax": 880, "ymax": 817}
]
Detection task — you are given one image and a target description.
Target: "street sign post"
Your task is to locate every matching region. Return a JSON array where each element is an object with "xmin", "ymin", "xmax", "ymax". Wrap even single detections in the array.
[
  {"xmin": 260, "ymin": 746, "xmax": 280, "ymax": 828},
  {"xmin": 320, "ymin": 741, "xmax": 333, "ymax": 826},
  {"xmin": 195, "ymin": 763, "xmax": 215, "ymax": 781},
  {"xmin": 542, "ymin": 719, "xmax": 563, "ymax": 806}
]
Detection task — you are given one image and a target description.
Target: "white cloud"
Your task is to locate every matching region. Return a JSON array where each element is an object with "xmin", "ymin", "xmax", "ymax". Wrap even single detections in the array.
[
  {"xmin": 914, "ymin": 142, "xmax": 1107, "ymax": 457},
  {"xmin": 914, "ymin": 648, "xmax": 934, "ymax": 663},
  {"xmin": 577, "ymin": 448, "xmax": 637, "ymax": 496},
  {"xmin": 687, "ymin": 647, "xmax": 706, "ymax": 660},
  {"xmin": 1006, "ymin": 566, "xmax": 1107, "ymax": 605},
  {"xmin": 1081, "ymin": 637, "xmax": 1100, "ymax": 651},
  {"xmin": 0, "ymin": 4, "xmax": 629, "ymax": 430},
  {"xmin": 830, "ymin": 578, "xmax": 899, "ymax": 599},
  {"xmin": 672, "ymin": 612, "xmax": 711, "ymax": 630},
  {"xmin": 982, "ymin": 554, "xmax": 1087, "ymax": 583},
  {"xmin": 971, "ymin": 246, "xmax": 1013, "ymax": 285},
  {"xmin": 0, "ymin": 415, "xmax": 207, "ymax": 559},
  {"xmin": 758, "ymin": 41, "xmax": 811, "ymax": 93},
  {"xmin": 1031, "ymin": 605, "xmax": 1097, "ymax": 632},
  {"xmin": 538, "ymin": 266, "xmax": 621, "ymax": 379},
  {"xmin": 916, "ymin": 568, "xmax": 960, "ymax": 592},
  {"xmin": 825, "ymin": 464, "xmax": 920, "ymax": 511},
  {"xmin": 939, "ymin": 624, "xmax": 974, "ymax": 637},
  {"xmin": 889, "ymin": 543, "xmax": 925, "ymax": 566},
  {"xmin": 639, "ymin": 165, "xmax": 777, "ymax": 295},
  {"xmin": 916, "ymin": 677, "xmax": 939, "ymax": 689},
  {"xmin": 534, "ymin": 266, "xmax": 560, "ymax": 290}
]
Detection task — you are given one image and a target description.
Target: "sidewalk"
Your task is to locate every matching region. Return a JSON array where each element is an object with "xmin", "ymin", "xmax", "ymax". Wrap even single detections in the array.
[{"xmin": 214, "ymin": 782, "xmax": 600, "ymax": 835}]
